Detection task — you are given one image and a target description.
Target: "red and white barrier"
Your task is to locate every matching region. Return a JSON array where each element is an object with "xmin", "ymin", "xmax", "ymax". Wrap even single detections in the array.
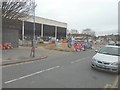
[{"xmin": 0, "ymin": 43, "xmax": 13, "ymax": 50}]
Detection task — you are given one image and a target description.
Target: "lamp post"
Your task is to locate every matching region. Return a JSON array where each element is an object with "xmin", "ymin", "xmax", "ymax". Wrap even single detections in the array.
[
  {"xmin": 33, "ymin": 0, "xmax": 35, "ymax": 41},
  {"xmin": 30, "ymin": 0, "xmax": 36, "ymax": 57}
]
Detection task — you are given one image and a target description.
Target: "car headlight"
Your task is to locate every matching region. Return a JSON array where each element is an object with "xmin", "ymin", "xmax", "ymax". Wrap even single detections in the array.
[{"xmin": 111, "ymin": 62, "xmax": 118, "ymax": 65}]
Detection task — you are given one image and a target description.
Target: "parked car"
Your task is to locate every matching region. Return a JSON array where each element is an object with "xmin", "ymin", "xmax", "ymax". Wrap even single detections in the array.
[
  {"xmin": 91, "ymin": 45, "xmax": 120, "ymax": 73},
  {"xmin": 84, "ymin": 42, "xmax": 92, "ymax": 49},
  {"xmin": 108, "ymin": 41, "xmax": 115, "ymax": 45}
]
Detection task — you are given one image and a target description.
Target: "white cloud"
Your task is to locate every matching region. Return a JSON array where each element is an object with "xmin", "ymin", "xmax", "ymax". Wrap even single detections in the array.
[{"xmin": 35, "ymin": 0, "xmax": 119, "ymax": 35}]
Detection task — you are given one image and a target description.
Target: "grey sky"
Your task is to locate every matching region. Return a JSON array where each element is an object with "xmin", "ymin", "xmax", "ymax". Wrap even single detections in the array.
[{"xmin": 35, "ymin": 0, "xmax": 119, "ymax": 36}]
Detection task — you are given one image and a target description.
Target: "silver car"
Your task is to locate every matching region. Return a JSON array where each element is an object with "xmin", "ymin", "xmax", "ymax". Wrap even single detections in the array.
[{"xmin": 91, "ymin": 45, "xmax": 120, "ymax": 73}]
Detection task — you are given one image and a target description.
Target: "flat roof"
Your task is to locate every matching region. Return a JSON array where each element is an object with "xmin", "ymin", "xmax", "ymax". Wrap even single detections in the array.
[{"xmin": 20, "ymin": 16, "xmax": 67, "ymax": 28}]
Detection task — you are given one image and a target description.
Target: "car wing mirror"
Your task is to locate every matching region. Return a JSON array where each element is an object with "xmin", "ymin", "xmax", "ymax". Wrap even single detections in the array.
[{"xmin": 95, "ymin": 50, "xmax": 98, "ymax": 52}]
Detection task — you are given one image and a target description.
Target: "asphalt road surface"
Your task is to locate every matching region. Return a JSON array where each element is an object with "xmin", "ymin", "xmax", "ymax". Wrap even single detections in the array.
[{"xmin": 2, "ymin": 49, "xmax": 117, "ymax": 88}]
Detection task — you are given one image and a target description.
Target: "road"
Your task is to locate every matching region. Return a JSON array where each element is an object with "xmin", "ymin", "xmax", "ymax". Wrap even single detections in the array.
[{"xmin": 2, "ymin": 49, "xmax": 117, "ymax": 88}]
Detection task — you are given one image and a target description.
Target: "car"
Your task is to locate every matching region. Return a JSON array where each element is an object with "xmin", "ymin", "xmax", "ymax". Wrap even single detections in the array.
[
  {"xmin": 91, "ymin": 45, "xmax": 120, "ymax": 73},
  {"xmin": 84, "ymin": 42, "xmax": 92, "ymax": 49}
]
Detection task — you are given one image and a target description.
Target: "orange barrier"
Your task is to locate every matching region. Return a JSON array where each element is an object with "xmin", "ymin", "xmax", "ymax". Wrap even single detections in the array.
[{"xmin": 0, "ymin": 43, "xmax": 13, "ymax": 50}]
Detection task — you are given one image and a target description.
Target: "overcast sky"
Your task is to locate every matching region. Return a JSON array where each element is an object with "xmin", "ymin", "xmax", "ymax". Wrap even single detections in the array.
[{"xmin": 35, "ymin": 0, "xmax": 119, "ymax": 36}]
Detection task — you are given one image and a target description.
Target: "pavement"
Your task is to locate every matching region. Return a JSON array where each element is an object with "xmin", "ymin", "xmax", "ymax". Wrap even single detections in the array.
[
  {"xmin": 1, "ymin": 46, "xmax": 71, "ymax": 66},
  {"xmin": 1, "ymin": 46, "xmax": 48, "ymax": 66}
]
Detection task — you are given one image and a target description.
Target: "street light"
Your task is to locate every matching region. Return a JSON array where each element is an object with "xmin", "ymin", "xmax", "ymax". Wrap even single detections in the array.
[
  {"xmin": 30, "ymin": 0, "xmax": 36, "ymax": 57},
  {"xmin": 33, "ymin": 0, "xmax": 35, "ymax": 41}
]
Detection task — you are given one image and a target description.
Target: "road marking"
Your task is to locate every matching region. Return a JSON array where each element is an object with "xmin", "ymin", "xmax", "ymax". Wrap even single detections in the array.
[
  {"xmin": 104, "ymin": 75, "xmax": 119, "ymax": 89},
  {"xmin": 104, "ymin": 84, "xmax": 111, "ymax": 89},
  {"xmin": 70, "ymin": 57, "xmax": 90, "ymax": 64},
  {"xmin": 111, "ymin": 75, "xmax": 120, "ymax": 88},
  {"xmin": 4, "ymin": 66, "xmax": 60, "ymax": 84}
]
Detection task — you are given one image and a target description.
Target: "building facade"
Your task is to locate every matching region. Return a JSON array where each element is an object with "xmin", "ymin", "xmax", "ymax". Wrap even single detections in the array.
[
  {"xmin": 2, "ymin": 16, "xmax": 67, "ymax": 47},
  {"xmin": 20, "ymin": 16, "xmax": 67, "ymax": 40},
  {"xmin": 2, "ymin": 18, "xmax": 22, "ymax": 48}
]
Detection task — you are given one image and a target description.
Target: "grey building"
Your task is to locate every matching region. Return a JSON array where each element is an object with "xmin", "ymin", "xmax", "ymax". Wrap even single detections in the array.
[
  {"xmin": 20, "ymin": 16, "xmax": 67, "ymax": 40},
  {"xmin": 2, "ymin": 16, "xmax": 67, "ymax": 48},
  {"xmin": 2, "ymin": 18, "xmax": 22, "ymax": 48}
]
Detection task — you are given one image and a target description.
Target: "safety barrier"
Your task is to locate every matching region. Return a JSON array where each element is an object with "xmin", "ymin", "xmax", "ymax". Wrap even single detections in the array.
[{"xmin": 0, "ymin": 43, "xmax": 13, "ymax": 50}]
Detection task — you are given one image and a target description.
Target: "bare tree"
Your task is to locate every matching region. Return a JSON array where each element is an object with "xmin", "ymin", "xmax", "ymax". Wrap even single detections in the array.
[{"xmin": 2, "ymin": 0, "xmax": 35, "ymax": 19}]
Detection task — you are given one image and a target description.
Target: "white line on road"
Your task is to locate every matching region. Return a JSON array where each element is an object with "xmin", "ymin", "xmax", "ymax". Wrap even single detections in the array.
[
  {"xmin": 4, "ymin": 66, "xmax": 60, "ymax": 84},
  {"xmin": 70, "ymin": 57, "xmax": 90, "ymax": 64}
]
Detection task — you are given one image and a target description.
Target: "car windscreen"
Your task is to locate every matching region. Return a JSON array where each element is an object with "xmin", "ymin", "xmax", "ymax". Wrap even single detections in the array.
[{"xmin": 98, "ymin": 47, "xmax": 120, "ymax": 56}]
